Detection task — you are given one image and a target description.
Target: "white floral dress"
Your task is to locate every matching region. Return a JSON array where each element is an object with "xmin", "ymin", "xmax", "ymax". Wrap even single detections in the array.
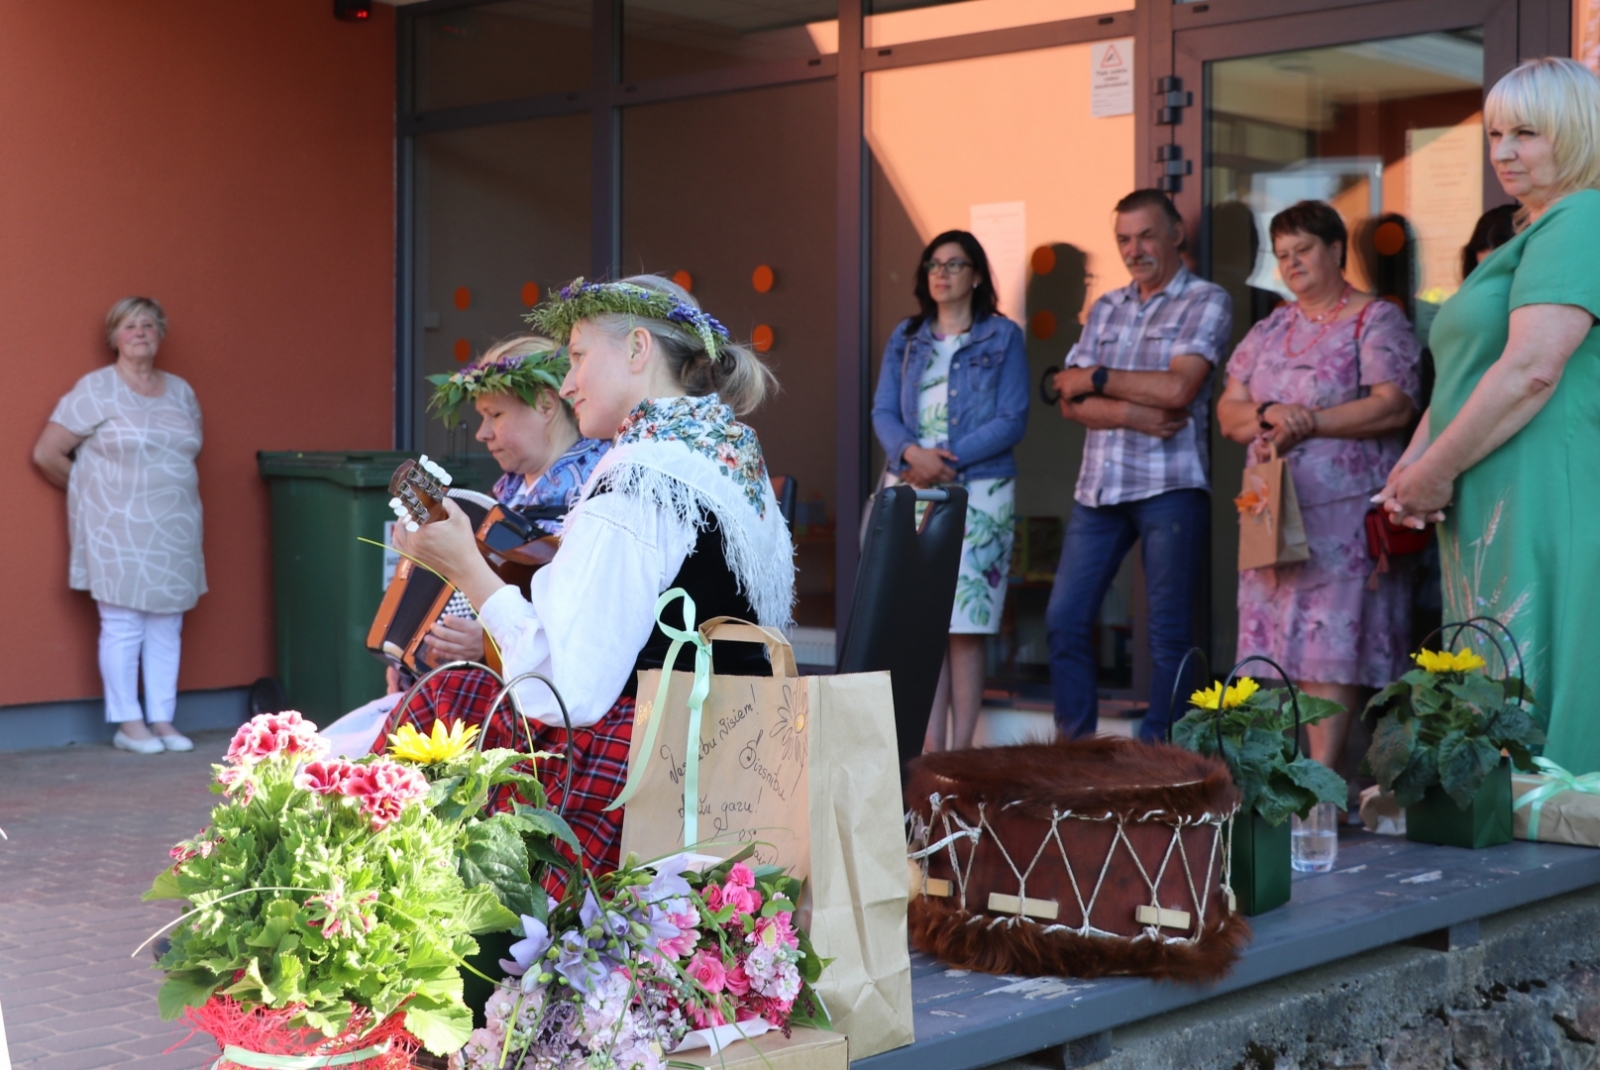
[{"xmin": 908, "ymin": 333, "xmax": 1015, "ymax": 635}]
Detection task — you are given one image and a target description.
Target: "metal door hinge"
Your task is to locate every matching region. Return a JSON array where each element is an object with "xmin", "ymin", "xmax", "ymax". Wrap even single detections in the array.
[
  {"xmin": 1156, "ymin": 143, "xmax": 1192, "ymax": 192},
  {"xmin": 1156, "ymin": 75, "xmax": 1193, "ymax": 125}
]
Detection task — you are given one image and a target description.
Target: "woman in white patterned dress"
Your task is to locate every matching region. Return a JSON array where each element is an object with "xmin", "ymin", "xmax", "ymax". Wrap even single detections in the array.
[
  {"xmin": 871, "ymin": 231, "xmax": 1030, "ymax": 753},
  {"xmin": 33, "ymin": 297, "xmax": 205, "ymax": 754}
]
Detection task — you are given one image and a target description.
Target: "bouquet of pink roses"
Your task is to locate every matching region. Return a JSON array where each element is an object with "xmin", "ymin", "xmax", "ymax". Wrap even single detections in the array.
[{"xmin": 454, "ymin": 848, "xmax": 830, "ymax": 1070}]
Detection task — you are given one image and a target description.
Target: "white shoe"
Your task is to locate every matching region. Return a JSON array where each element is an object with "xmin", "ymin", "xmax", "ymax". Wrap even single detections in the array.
[
  {"xmin": 113, "ymin": 729, "xmax": 165, "ymax": 755},
  {"xmin": 156, "ymin": 729, "xmax": 194, "ymax": 752}
]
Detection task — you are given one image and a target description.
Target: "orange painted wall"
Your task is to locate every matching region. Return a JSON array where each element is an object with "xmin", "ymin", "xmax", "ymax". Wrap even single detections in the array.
[{"xmin": 0, "ymin": 1, "xmax": 396, "ymax": 707}]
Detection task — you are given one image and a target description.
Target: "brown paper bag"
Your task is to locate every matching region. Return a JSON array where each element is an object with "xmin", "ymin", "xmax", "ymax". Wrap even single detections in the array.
[
  {"xmin": 617, "ymin": 616, "xmax": 914, "ymax": 1059},
  {"xmin": 1236, "ymin": 446, "xmax": 1310, "ymax": 571}
]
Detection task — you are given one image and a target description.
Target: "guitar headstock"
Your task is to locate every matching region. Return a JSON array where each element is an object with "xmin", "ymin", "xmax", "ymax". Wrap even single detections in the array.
[{"xmin": 388, "ymin": 455, "xmax": 454, "ymax": 532}]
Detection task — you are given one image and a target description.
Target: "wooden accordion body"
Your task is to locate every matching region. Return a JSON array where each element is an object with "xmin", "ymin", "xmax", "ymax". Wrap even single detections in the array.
[{"xmin": 905, "ymin": 736, "xmax": 1250, "ymax": 983}]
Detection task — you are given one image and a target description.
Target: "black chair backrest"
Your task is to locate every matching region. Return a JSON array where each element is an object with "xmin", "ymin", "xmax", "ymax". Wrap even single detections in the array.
[
  {"xmin": 770, "ymin": 475, "xmax": 798, "ymax": 528},
  {"xmin": 837, "ymin": 484, "xmax": 967, "ymax": 780}
]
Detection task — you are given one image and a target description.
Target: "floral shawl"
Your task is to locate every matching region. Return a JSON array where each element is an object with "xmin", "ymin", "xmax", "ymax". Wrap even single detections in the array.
[
  {"xmin": 493, "ymin": 437, "xmax": 611, "ymax": 534},
  {"xmin": 576, "ymin": 396, "xmax": 794, "ymax": 628}
]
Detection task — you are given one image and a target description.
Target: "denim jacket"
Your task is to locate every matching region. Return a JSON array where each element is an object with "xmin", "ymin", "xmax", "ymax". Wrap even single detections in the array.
[{"xmin": 871, "ymin": 313, "xmax": 1030, "ymax": 481}]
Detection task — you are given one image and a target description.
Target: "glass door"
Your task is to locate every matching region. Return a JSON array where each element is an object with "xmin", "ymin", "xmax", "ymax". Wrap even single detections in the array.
[{"xmin": 1169, "ymin": 0, "xmax": 1517, "ymax": 668}]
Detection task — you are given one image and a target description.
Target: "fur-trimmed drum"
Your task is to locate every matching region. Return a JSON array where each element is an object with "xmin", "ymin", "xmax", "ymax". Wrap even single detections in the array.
[{"xmin": 905, "ymin": 737, "xmax": 1251, "ymax": 983}]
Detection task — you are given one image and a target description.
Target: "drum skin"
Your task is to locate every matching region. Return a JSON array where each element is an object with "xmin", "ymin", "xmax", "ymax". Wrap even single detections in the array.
[{"xmin": 906, "ymin": 736, "xmax": 1252, "ymax": 983}]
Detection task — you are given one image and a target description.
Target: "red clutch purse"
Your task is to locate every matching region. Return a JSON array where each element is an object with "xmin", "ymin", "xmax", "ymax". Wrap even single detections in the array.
[{"xmin": 1364, "ymin": 507, "xmax": 1431, "ymax": 588}]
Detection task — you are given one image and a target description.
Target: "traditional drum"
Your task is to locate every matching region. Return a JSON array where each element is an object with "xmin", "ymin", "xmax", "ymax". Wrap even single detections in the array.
[{"xmin": 905, "ymin": 736, "xmax": 1250, "ymax": 983}]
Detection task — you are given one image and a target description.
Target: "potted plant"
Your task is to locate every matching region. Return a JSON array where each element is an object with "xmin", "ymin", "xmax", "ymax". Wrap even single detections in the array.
[
  {"xmin": 1364, "ymin": 630, "xmax": 1541, "ymax": 849},
  {"xmin": 145, "ymin": 710, "xmax": 572, "ymax": 1069},
  {"xmin": 1172, "ymin": 655, "xmax": 1347, "ymax": 916}
]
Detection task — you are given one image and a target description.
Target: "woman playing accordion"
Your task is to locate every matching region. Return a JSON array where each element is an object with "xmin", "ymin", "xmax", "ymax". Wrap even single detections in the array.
[{"xmin": 386, "ymin": 276, "xmax": 794, "ymax": 874}]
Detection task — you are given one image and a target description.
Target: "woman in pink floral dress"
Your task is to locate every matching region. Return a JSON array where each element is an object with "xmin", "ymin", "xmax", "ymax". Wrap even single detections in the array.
[{"xmin": 1217, "ymin": 201, "xmax": 1421, "ymax": 769}]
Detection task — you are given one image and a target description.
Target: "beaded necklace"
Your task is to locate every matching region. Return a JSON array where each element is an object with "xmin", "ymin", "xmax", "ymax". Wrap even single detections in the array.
[{"xmin": 1282, "ymin": 284, "xmax": 1353, "ymax": 359}]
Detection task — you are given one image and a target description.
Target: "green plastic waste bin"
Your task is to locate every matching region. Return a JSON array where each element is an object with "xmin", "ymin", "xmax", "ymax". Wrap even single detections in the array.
[{"xmin": 256, "ymin": 450, "xmax": 503, "ymax": 723}]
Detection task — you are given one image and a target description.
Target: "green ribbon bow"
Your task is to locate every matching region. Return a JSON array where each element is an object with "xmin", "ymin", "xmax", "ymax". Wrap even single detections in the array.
[
  {"xmin": 604, "ymin": 588, "xmax": 713, "ymax": 848},
  {"xmin": 1512, "ymin": 757, "xmax": 1600, "ymax": 840},
  {"xmin": 213, "ymin": 1040, "xmax": 390, "ymax": 1069}
]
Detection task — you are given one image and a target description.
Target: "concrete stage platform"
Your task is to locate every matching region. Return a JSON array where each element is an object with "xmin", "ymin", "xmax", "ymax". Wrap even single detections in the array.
[{"xmin": 856, "ymin": 829, "xmax": 1600, "ymax": 1070}]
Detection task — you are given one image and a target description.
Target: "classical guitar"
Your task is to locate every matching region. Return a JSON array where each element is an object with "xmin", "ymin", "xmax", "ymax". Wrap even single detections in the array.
[{"xmin": 367, "ymin": 456, "xmax": 564, "ymax": 676}]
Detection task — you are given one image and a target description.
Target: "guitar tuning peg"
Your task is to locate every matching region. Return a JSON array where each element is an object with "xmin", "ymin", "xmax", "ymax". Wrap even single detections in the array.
[
  {"xmin": 417, "ymin": 454, "xmax": 430, "ymax": 466},
  {"xmin": 405, "ymin": 521, "xmax": 420, "ymax": 533},
  {"xmin": 438, "ymin": 469, "xmax": 454, "ymax": 486},
  {"xmin": 388, "ymin": 497, "xmax": 402, "ymax": 509}
]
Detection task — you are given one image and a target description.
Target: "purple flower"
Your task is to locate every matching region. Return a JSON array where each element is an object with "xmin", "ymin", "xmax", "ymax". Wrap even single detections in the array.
[
  {"xmin": 640, "ymin": 903, "xmax": 682, "ymax": 952},
  {"xmin": 643, "ymin": 854, "xmax": 694, "ymax": 904},
  {"xmin": 554, "ymin": 930, "xmax": 610, "ymax": 994},
  {"xmin": 502, "ymin": 913, "xmax": 552, "ymax": 977}
]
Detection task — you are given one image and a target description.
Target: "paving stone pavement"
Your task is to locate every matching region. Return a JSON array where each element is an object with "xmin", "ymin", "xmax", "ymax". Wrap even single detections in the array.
[{"xmin": 0, "ymin": 731, "xmax": 236, "ymax": 1069}]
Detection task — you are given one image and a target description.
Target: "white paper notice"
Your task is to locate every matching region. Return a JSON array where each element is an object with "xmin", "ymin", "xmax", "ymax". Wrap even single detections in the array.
[
  {"xmin": 969, "ymin": 201, "xmax": 1027, "ymax": 328},
  {"xmin": 1091, "ymin": 38, "xmax": 1134, "ymax": 118}
]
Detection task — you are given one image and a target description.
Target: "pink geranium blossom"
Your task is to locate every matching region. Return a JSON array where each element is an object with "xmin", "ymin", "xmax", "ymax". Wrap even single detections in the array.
[
  {"xmin": 224, "ymin": 711, "xmax": 330, "ymax": 766},
  {"xmin": 342, "ymin": 759, "xmax": 429, "ymax": 830},
  {"xmin": 294, "ymin": 759, "xmax": 358, "ymax": 796}
]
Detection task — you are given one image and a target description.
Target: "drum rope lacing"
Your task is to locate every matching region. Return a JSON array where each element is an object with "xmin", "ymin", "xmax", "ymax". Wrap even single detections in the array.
[{"xmin": 909, "ymin": 792, "xmax": 1240, "ymax": 945}]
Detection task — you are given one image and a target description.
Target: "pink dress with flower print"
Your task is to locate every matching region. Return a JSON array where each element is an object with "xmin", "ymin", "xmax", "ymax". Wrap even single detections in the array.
[{"xmin": 1226, "ymin": 299, "xmax": 1422, "ymax": 687}]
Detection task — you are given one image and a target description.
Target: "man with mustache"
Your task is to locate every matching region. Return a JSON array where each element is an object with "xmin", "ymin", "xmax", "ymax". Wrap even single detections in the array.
[{"xmin": 1045, "ymin": 189, "xmax": 1232, "ymax": 743}]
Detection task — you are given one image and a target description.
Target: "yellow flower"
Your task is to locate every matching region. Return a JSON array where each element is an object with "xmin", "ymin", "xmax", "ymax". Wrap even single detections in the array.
[
  {"xmin": 388, "ymin": 719, "xmax": 479, "ymax": 764},
  {"xmin": 1413, "ymin": 648, "xmax": 1488, "ymax": 674},
  {"xmin": 1190, "ymin": 676, "xmax": 1260, "ymax": 711}
]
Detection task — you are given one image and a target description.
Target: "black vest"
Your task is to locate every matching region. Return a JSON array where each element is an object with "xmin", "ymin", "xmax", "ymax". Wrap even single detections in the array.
[{"xmin": 622, "ymin": 513, "xmax": 772, "ymax": 696}]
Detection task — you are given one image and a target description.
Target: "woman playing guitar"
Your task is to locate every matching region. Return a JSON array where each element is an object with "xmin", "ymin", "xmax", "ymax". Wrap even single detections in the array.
[{"xmin": 386, "ymin": 277, "xmax": 794, "ymax": 875}]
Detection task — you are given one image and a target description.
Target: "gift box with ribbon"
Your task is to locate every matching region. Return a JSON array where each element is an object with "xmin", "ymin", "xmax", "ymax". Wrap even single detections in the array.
[{"xmin": 1512, "ymin": 758, "xmax": 1600, "ymax": 847}]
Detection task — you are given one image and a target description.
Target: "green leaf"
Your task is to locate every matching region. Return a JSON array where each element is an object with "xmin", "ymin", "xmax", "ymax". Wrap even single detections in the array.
[
  {"xmin": 1252, "ymin": 771, "xmax": 1307, "ymax": 827},
  {"xmin": 1366, "ymin": 715, "xmax": 1417, "ymax": 790},
  {"xmin": 157, "ymin": 970, "xmax": 222, "ymax": 1020},
  {"xmin": 1391, "ymin": 747, "xmax": 1439, "ymax": 808},
  {"xmin": 507, "ymin": 806, "xmax": 583, "ymax": 854},
  {"xmin": 1291, "ymin": 694, "xmax": 1346, "ymax": 728},
  {"xmin": 144, "ymin": 867, "xmax": 184, "ymax": 902},
  {"xmin": 1437, "ymin": 732, "xmax": 1502, "ymax": 810},
  {"xmin": 458, "ymin": 886, "xmax": 521, "ymax": 935},
  {"xmin": 405, "ymin": 1002, "xmax": 475, "ymax": 1056},
  {"xmin": 458, "ymin": 817, "xmax": 537, "ymax": 918},
  {"xmin": 1283, "ymin": 757, "xmax": 1349, "ymax": 813}
]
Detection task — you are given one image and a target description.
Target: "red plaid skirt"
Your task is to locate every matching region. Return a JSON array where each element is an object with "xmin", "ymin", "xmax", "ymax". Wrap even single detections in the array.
[{"xmin": 377, "ymin": 668, "xmax": 634, "ymax": 876}]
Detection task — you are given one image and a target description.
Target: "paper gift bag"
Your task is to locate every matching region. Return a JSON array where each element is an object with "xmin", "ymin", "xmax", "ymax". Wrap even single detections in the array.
[
  {"xmin": 1235, "ymin": 446, "xmax": 1310, "ymax": 571},
  {"xmin": 1512, "ymin": 759, "xmax": 1600, "ymax": 847},
  {"xmin": 612, "ymin": 591, "xmax": 914, "ymax": 1059}
]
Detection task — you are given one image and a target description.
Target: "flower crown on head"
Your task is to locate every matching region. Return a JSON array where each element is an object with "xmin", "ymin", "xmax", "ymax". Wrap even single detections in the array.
[
  {"xmin": 527, "ymin": 277, "xmax": 733, "ymax": 363},
  {"xmin": 424, "ymin": 345, "xmax": 569, "ymax": 428}
]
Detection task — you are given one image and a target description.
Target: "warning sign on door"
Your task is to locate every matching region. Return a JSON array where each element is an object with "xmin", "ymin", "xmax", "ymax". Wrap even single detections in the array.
[{"xmin": 1091, "ymin": 37, "xmax": 1134, "ymax": 117}]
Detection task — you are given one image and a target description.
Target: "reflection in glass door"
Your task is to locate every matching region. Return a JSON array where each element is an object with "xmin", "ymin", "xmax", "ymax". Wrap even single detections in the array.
[{"xmin": 1202, "ymin": 29, "xmax": 1486, "ymax": 666}]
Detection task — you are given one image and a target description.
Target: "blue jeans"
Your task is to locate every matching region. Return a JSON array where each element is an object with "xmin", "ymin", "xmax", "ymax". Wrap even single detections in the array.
[{"xmin": 1046, "ymin": 489, "xmax": 1209, "ymax": 742}]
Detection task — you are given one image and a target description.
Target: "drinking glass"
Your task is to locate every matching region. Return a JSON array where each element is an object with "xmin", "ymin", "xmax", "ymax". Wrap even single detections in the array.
[{"xmin": 1291, "ymin": 801, "xmax": 1340, "ymax": 872}]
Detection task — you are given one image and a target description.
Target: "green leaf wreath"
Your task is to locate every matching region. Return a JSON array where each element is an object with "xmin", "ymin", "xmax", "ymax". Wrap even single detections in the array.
[{"xmin": 425, "ymin": 347, "xmax": 569, "ymax": 428}]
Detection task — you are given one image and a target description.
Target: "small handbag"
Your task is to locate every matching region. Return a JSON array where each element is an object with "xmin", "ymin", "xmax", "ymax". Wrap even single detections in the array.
[{"xmin": 1350, "ymin": 302, "xmax": 1431, "ymax": 586}]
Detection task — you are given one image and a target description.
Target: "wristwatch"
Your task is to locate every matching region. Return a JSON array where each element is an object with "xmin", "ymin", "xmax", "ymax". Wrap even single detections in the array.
[{"xmin": 1091, "ymin": 366, "xmax": 1110, "ymax": 395}]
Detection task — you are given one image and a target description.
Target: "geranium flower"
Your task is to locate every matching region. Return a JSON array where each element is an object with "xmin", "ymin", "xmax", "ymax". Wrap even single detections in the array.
[
  {"xmin": 294, "ymin": 759, "xmax": 357, "ymax": 796},
  {"xmin": 215, "ymin": 763, "xmax": 256, "ymax": 802},
  {"xmin": 225, "ymin": 722, "xmax": 280, "ymax": 766},
  {"xmin": 387, "ymin": 719, "xmax": 479, "ymax": 765},
  {"xmin": 1190, "ymin": 676, "xmax": 1260, "ymax": 711},
  {"xmin": 1414, "ymin": 648, "xmax": 1488, "ymax": 674}
]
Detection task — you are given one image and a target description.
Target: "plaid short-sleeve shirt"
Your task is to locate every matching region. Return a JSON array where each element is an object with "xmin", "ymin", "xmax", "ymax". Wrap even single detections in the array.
[{"xmin": 1066, "ymin": 266, "xmax": 1233, "ymax": 506}]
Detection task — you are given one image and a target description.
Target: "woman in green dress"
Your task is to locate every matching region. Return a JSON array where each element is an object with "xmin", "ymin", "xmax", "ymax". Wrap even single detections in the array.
[{"xmin": 1376, "ymin": 57, "xmax": 1600, "ymax": 773}]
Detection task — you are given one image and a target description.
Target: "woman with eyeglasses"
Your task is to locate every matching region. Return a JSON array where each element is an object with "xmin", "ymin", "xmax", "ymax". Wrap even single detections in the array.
[{"xmin": 871, "ymin": 229, "xmax": 1030, "ymax": 754}]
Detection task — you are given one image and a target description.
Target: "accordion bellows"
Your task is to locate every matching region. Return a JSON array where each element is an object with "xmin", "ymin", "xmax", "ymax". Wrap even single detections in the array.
[{"xmin": 905, "ymin": 737, "xmax": 1251, "ymax": 983}]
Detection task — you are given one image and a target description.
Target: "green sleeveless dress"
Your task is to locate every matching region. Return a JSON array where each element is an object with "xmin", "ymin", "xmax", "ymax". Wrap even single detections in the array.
[{"xmin": 1428, "ymin": 188, "xmax": 1600, "ymax": 773}]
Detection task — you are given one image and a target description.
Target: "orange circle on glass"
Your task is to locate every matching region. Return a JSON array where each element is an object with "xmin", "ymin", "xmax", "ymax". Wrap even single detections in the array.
[
  {"xmin": 521, "ymin": 281, "xmax": 541, "ymax": 306},
  {"xmin": 452, "ymin": 338, "xmax": 472, "ymax": 363},
  {"xmin": 1030, "ymin": 310, "xmax": 1058, "ymax": 341},
  {"xmin": 1031, "ymin": 246, "xmax": 1057, "ymax": 276},
  {"xmin": 1374, "ymin": 221, "xmax": 1407, "ymax": 257},
  {"xmin": 752, "ymin": 265, "xmax": 775, "ymax": 293},
  {"xmin": 453, "ymin": 286, "xmax": 471, "ymax": 311},
  {"xmin": 672, "ymin": 270, "xmax": 693, "ymax": 292},
  {"xmin": 751, "ymin": 324, "xmax": 775, "ymax": 353}
]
